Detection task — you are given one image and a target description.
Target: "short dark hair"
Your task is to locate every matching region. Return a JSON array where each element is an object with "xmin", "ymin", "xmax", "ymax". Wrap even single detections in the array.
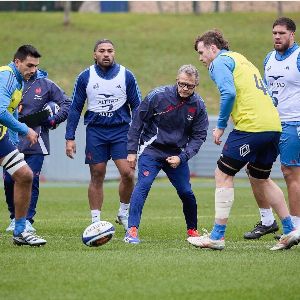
[
  {"xmin": 13, "ymin": 45, "xmax": 41, "ymax": 61},
  {"xmin": 194, "ymin": 29, "xmax": 229, "ymax": 51},
  {"xmin": 94, "ymin": 39, "xmax": 114, "ymax": 51},
  {"xmin": 273, "ymin": 17, "xmax": 296, "ymax": 32}
]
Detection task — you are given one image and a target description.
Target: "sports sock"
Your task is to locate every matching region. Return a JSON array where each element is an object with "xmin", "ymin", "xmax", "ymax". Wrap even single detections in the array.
[
  {"xmin": 118, "ymin": 202, "xmax": 130, "ymax": 216},
  {"xmin": 259, "ymin": 208, "xmax": 275, "ymax": 226},
  {"xmin": 291, "ymin": 216, "xmax": 300, "ymax": 229},
  {"xmin": 210, "ymin": 223, "xmax": 226, "ymax": 240},
  {"xmin": 91, "ymin": 209, "xmax": 100, "ymax": 223},
  {"xmin": 281, "ymin": 216, "xmax": 295, "ymax": 234},
  {"xmin": 14, "ymin": 217, "xmax": 26, "ymax": 236}
]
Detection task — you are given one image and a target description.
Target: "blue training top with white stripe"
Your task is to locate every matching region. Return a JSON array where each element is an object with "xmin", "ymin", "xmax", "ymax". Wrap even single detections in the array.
[{"xmin": 65, "ymin": 63, "xmax": 142, "ymax": 140}]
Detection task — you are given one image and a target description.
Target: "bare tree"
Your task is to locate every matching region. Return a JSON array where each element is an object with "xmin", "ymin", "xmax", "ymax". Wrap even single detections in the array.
[
  {"xmin": 214, "ymin": 1, "xmax": 219, "ymax": 13},
  {"xmin": 64, "ymin": 1, "xmax": 71, "ymax": 26},
  {"xmin": 277, "ymin": 1, "xmax": 283, "ymax": 16},
  {"xmin": 193, "ymin": 1, "xmax": 201, "ymax": 14},
  {"xmin": 225, "ymin": 1, "xmax": 232, "ymax": 12},
  {"xmin": 156, "ymin": 1, "xmax": 163, "ymax": 13},
  {"xmin": 174, "ymin": 1, "xmax": 179, "ymax": 13}
]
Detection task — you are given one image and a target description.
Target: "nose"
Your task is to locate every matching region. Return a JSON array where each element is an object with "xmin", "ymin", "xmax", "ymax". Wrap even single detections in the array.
[
  {"xmin": 274, "ymin": 33, "xmax": 281, "ymax": 39},
  {"xmin": 31, "ymin": 65, "xmax": 37, "ymax": 73}
]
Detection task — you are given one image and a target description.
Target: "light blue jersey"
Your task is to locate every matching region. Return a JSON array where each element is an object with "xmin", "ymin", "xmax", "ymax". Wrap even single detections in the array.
[
  {"xmin": 0, "ymin": 62, "xmax": 28, "ymax": 143},
  {"xmin": 264, "ymin": 43, "xmax": 300, "ymax": 166}
]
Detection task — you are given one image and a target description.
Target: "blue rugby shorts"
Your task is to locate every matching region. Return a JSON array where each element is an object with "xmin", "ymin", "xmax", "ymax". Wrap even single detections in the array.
[
  {"xmin": 222, "ymin": 129, "xmax": 280, "ymax": 165},
  {"xmin": 280, "ymin": 122, "xmax": 300, "ymax": 166},
  {"xmin": 0, "ymin": 132, "xmax": 17, "ymax": 160},
  {"xmin": 85, "ymin": 124, "xmax": 129, "ymax": 164}
]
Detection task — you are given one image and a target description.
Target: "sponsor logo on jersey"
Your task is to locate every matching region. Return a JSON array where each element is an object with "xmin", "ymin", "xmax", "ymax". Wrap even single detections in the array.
[{"xmin": 268, "ymin": 75, "xmax": 284, "ymax": 80}]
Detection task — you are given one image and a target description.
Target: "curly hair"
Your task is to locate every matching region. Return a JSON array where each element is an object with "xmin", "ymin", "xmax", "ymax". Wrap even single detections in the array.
[{"xmin": 194, "ymin": 29, "xmax": 229, "ymax": 51}]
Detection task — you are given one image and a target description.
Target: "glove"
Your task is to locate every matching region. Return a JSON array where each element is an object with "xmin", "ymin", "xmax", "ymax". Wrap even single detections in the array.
[{"xmin": 41, "ymin": 116, "xmax": 58, "ymax": 130}]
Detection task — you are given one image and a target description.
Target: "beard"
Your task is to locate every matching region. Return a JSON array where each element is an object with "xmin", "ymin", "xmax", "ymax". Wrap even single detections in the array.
[{"xmin": 274, "ymin": 41, "xmax": 290, "ymax": 53}]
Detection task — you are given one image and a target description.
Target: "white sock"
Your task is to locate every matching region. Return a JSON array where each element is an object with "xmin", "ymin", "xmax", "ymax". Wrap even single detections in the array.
[
  {"xmin": 91, "ymin": 209, "xmax": 101, "ymax": 223},
  {"xmin": 259, "ymin": 208, "xmax": 275, "ymax": 226},
  {"xmin": 119, "ymin": 202, "xmax": 130, "ymax": 216},
  {"xmin": 291, "ymin": 216, "xmax": 300, "ymax": 229}
]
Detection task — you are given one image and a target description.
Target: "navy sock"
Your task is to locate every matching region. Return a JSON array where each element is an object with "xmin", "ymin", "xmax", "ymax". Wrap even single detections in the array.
[{"xmin": 210, "ymin": 223, "xmax": 226, "ymax": 240}]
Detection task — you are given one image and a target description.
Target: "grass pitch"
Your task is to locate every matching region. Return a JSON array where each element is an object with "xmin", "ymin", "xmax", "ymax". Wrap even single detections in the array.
[
  {"xmin": 0, "ymin": 179, "xmax": 299, "ymax": 300},
  {"xmin": 1, "ymin": 11, "xmax": 300, "ymax": 114}
]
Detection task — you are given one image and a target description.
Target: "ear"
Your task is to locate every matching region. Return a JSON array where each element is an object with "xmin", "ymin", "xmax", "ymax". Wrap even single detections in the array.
[
  {"xmin": 291, "ymin": 31, "xmax": 295, "ymax": 40},
  {"xmin": 14, "ymin": 58, "xmax": 21, "ymax": 67},
  {"xmin": 211, "ymin": 44, "xmax": 218, "ymax": 53}
]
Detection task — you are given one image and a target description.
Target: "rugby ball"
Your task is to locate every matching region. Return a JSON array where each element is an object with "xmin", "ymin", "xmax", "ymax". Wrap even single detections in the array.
[
  {"xmin": 43, "ymin": 101, "xmax": 60, "ymax": 117},
  {"xmin": 82, "ymin": 221, "xmax": 115, "ymax": 247}
]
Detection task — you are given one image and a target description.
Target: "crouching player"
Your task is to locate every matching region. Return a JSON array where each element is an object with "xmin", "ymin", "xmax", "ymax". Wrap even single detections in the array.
[
  {"xmin": 124, "ymin": 64, "xmax": 208, "ymax": 244},
  {"xmin": 0, "ymin": 45, "xmax": 46, "ymax": 246}
]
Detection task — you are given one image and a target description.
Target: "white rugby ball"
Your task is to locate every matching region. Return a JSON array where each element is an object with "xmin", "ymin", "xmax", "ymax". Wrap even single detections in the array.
[{"xmin": 82, "ymin": 221, "xmax": 115, "ymax": 247}]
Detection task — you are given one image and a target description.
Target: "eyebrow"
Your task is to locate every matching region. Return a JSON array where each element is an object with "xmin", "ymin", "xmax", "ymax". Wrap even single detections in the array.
[
  {"xmin": 98, "ymin": 47, "xmax": 114, "ymax": 51},
  {"xmin": 26, "ymin": 63, "xmax": 39, "ymax": 67},
  {"xmin": 272, "ymin": 30, "xmax": 288, "ymax": 34}
]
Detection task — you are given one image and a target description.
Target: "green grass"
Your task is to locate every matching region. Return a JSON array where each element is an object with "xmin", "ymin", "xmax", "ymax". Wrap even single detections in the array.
[
  {"xmin": 1, "ymin": 11, "xmax": 300, "ymax": 114},
  {"xmin": 0, "ymin": 179, "xmax": 299, "ymax": 300},
  {"xmin": 1, "ymin": 12, "xmax": 300, "ymax": 298}
]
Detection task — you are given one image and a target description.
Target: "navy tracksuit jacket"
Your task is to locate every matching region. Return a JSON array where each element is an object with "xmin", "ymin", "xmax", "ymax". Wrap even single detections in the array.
[{"xmin": 127, "ymin": 85, "xmax": 209, "ymax": 230}]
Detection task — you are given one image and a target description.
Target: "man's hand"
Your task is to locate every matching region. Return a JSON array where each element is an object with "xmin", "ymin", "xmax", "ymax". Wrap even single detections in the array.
[
  {"xmin": 127, "ymin": 154, "xmax": 137, "ymax": 169},
  {"xmin": 66, "ymin": 140, "xmax": 76, "ymax": 159},
  {"xmin": 213, "ymin": 127, "xmax": 225, "ymax": 145},
  {"xmin": 166, "ymin": 156, "xmax": 180, "ymax": 168},
  {"xmin": 26, "ymin": 128, "xmax": 38, "ymax": 146}
]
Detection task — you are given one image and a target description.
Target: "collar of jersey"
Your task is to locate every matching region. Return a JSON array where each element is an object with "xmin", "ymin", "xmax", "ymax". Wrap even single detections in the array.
[
  {"xmin": 8, "ymin": 62, "xmax": 23, "ymax": 84},
  {"xmin": 275, "ymin": 42, "xmax": 299, "ymax": 61}
]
